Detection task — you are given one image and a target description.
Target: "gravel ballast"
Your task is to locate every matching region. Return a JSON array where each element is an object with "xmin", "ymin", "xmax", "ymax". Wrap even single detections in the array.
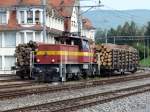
[
  {"xmin": 1, "ymin": 77, "xmax": 150, "ymax": 111},
  {"xmin": 77, "ymin": 92, "xmax": 150, "ymax": 112}
]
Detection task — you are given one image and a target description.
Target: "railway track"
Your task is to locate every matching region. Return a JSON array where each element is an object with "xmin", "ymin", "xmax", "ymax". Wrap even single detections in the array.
[
  {"xmin": 0, "ymin": 72, "xmax": 150, "ymax": 100},
  {"xmin": 0, "ymin": 81, "xmax": 37, "ymax": 89},
  {"xmin": 0, "ymin": 75, "xmax": 20, "ymax": 82},
  {"xmin": 3, "ymin": 83, "xmax": 150, "ymax": 112},
  {"xmin": 0, "ymin": 79, "xmax": 21, "ymax": 83}
]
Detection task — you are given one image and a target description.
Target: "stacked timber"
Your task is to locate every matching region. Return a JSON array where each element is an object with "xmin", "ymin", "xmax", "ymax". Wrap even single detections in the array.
[
  {"xmin": 95, "ymin": 43, "xmax": 139, "ymax": 69},
  {"xmin": 15, "ymin": 41, "xmax": 38, "ymax": 67}
]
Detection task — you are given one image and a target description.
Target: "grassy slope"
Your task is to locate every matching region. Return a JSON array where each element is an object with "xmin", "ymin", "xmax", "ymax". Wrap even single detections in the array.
[{"xmin": 140, "ymin": 57, "xmax": 150, "ymax": 66}]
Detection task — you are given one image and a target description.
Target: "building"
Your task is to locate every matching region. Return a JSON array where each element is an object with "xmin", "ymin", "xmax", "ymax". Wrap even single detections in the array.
[
  {"xmin": 50, "ymin": 0, "xmax": 79, "ymax": 34},
  {"xmin": 0, "ymin": 0, "xmax": 65, "ymax": 74},
  {"xmin": 0, "ymin": 0, "xmax": 95, "ymax": 74},
  {"xmin": 82, "ymin": 17, "xmax": 96, "ymax": 41}
]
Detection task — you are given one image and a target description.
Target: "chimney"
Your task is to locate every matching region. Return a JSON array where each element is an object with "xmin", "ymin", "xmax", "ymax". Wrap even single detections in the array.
[{"xmin": 64, "ymin": 16, "xmax": 71, "ymax": 33}]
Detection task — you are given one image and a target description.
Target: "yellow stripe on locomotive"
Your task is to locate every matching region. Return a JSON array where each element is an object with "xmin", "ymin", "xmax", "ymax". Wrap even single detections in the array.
[{"xmin": 36, "ymin": 51, "xmax": 93, "ymax": 57}]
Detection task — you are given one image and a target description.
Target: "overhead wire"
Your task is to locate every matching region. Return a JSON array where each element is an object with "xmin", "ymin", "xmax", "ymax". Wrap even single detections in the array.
[{"xmin": 103, "ymin": 5, "xmax": 148, "ymax": 22}]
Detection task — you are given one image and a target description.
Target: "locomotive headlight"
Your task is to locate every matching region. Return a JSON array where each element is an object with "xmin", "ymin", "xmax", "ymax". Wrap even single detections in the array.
[
  {"xmin": 35, "ymin": 49, "xmax": 38, "ymax": 51},
  {"xmin": 51, "ymin": 59, "xmax": 55, "ymax": 63},
  {"xmin": 37, "ymin": 59, "xmax": 40, "ymax": 63}
]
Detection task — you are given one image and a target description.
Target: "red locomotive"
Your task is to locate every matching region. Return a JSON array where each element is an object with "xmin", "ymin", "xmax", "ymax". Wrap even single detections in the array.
[
  {"xmin": 14, "ymin": 35, "xmax": 138, "ymax": 82},
  {"xmin": 15, "ymin": 36, "xmax": 98, "ymax": 82},
  {"xmin": 34, "ymin": 36, "xmax": 96, "ymax": 81}
]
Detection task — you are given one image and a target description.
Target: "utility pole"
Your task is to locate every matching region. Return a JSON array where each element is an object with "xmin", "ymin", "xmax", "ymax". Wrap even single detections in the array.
[
  {"xmin": 77, "ymin": 0, "xmax": 81, "ymax": 37},
  {"xmin": 147, "ymin": 38, "xmax": 149, "ymax": 56},
  {"xmin": 113, "ymin": 36, "xmax": 116, "ymax": 44},
  {"xmin": 105, "ymin": 30, "xmax": 108, "ymax": 44},
  {"xmin": 144, "ymin": 37, "xmax": 146, "ymax": 67},
  {"xmin": 41, "ymin": 0, "xmax": 47, "ymax": 43},
  {"xmin": 77, "ymin": 0, "xmax": 103, "ymax": 37},
  {"xmin": 147, "ymin": 38, "xmax": 149, "ymax": 67}
]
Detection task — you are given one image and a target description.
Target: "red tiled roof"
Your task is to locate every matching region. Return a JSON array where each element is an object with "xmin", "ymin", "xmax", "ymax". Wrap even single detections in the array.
[
  {"xmin": 0, "ymin": 0, "xmax": 75, "ymax": 16},
  {"xmin": 0, "ymin": 0, "xmax": 76, "ymax": 32},
  {"xmin": 82, "ymin": 17, "xmax": 95, "ymax": 30},
  {"xmin": 49, "ymin": 0, "xmax": 76, "ymax": 17},
  {"xmin": 0, "ymin": 24, "xmax": 43, "ymax": 31},
  {"xmin": 0, "ymin": 24, "xmax": 63, "ymax": 36},
  {"xmin": 0, "ymin": 0, "xmax": 42, "ymax": 7},
  {"xmin": 0, "ymin": 0, "xmax": 75, "ymax": 15},
  {"xmin": 0, "ymin": 0, "xmax": 18, "ymax": 7},
  {"xmin": 19, "ymin": 0, "xmax": 41, "ymax": 5}
]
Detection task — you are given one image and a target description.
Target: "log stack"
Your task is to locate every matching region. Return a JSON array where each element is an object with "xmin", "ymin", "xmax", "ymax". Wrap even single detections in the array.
[
  {"xmin": 95, "ymin": 44, "xmax": 139, "ymax": 70},
  {"xmin": 15, "ymin": 41, "xmax": 38, "ymax": 67}
]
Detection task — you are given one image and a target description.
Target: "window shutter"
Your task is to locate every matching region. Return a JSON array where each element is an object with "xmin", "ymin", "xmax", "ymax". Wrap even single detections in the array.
[
  {"xmin": 4, "ymin": 32, "xmax": 16, "ymax": 47},
  {"xmin": 26, "ymin": 32, "xmax": 33, "ymax": 42},
  {"xmin": 4, "ymin": 56, "xmax": 16, "ymax": 70}
]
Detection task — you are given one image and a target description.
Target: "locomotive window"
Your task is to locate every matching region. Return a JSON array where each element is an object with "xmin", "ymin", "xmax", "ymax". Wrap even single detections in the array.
[{"xmin": 82, "ymin": 40, "xmax": 89, "ymax": 50}]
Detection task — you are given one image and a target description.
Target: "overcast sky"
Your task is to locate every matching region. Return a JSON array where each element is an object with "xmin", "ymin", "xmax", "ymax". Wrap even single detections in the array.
[{"xmin": 81, "ymin": 0, "xmax": 150, "ymax": 10}]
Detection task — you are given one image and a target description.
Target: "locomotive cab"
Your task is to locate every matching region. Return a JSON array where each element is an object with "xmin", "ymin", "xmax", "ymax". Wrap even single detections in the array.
[{"xmin": 81, "ymin": 39, "xmax": 90, "ymax": 51}]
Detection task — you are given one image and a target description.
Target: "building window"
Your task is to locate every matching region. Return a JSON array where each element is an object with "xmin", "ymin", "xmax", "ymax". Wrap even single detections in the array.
[
  {"xmin": 35, "ymin": 10, "xmax": 40, "ymax": 24},
  {"xmin": 4, "ymin": 32, "xmax": 16, "ymax": 47},
  {"xmin": 0, "ymin": 33, "xmax": 2, "ymax": 47},
  {"xmin": 20, "ymin": 32, "xmax": 24, "ymax": 44},
  {"xmin": 56, "ymin": 19, "xmax": 59, "ymax": 24},
  {"xmin": 54, "ymin": 18, "xmax": 56, "ymax": 23},
  {"xmin": 73, "ymin": 21, "xmax": 75, "ymax": 27},
  {"xmin": 61, "ymin": 20, "xmax": 63, "ymax": 24},
  {"xmin": 4, "ymin": 56, "xmax": 16, "ymax": 70},
  {"xmin": 35, "ymin": 32, "xmax": 41, "ymax": 42},
  {"xmin": 0, "ymin": 56, "xmax": 2, "ymax": 70},
  {"xmin": 0, "ymin": 11, "xmax": 6, "ymax": 24},
  {"xmin": 26, "ymin": 32, "xmax": 33, "ymax": 42},
  {"xmin": 27, "ymin": 11, "xmax": 33, "ymax": 24},
  {"xmin": 20, "ymin": 11, "xmax": 25, "ymax": 24}
]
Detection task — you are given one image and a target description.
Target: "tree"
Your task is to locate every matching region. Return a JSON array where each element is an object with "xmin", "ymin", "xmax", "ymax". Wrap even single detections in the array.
[
  {"xmin": 145, "ymin": 22, "xmax": 150, "ymax": 36},
  {"xmin": 121, "ymin": 22, "xmax": 130, "ymax": 36},
  {"xmin": 116, "ymin": 25, "xmax": 122, "ymax": 36},
  {"xmin": 107, "ymin": 28, "xmax": 116, "ymax": 36},
  {"xmin": 95, "ymin": 28, "xmax": 106, "ymax": 44},
  {"xmin": 129, "ymin": 21, "xmax": 137, "ymax": 36}
]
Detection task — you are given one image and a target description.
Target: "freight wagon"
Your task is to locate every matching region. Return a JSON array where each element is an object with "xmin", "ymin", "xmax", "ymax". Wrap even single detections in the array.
[{"xmin": 96, "ymin": 44, "xmax": 139, "ymax": 75}]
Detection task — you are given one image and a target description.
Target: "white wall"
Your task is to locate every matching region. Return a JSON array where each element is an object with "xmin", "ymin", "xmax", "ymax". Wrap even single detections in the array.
[
  {"xmin": 0, "ymin": 31, "xmax": 43, "ymax": 74},
  {"xmin": 17, "ymin": 30, "xmax": 43, "ymax": 44},
  {"xmin": 47, "ymin": 35, "xmax": 55, "ymax": 44},
  {"xmin": 82, "ymin": 29, "xmax": 96, "ymax": 41},
  {"xmin": 46, "ymin": 16, "xmax": 64, "ymax": 31},
  {"xmin": 70, "ymin": 7, "xmax": 78, "ymax": 33},
  {"xmin": 0, "ymin": 31, "xmax": 16, "ymax": 74}
]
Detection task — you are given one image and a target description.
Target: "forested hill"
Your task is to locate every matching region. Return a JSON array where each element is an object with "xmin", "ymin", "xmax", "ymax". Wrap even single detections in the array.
[{"xmin": 84, "ymin": 9, "xmax": 150, "ymax": 29}]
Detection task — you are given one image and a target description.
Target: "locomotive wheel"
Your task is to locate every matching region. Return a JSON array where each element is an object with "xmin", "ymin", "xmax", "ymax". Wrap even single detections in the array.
[
  {"xmin": 82, "ymin": 71, "xmax": 87, "ymax": 79},
  {"xmin": 16, "ymin": 71, "xmax": 25, "ymax": 80},
  {"xmin": 74, "ymin": 75, "xmax": 80, "ymax": 80},
  {"xmin": 28, "ymin": 75, "xmax": 33, "ymax": 80},
  {"xmin": 121, "ymin": 72, "xmax": 125, "ymax": 75},
  {"xmin": 131, "ymin": 69, "xmax": 137, "ymax": 74},
  {"xmin": 20, "ymin": 75, "xmax": 25, "ymax": 80}
]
